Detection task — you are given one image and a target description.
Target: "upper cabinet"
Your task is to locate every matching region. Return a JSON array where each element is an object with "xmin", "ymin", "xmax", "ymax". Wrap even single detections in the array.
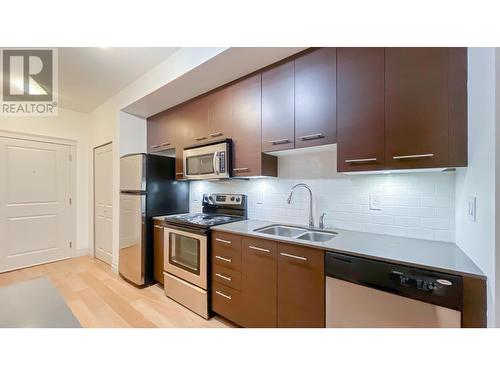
[
  {"xmin": 262, "ymin": 61, "xmax": 295, "ymax": 152},
  {"xmin": 207, "ymin": 85, "xmax": 233, "ymax": 141},
  {"xmin": 337, "ymin": 48, "xmax": 385, "ymax": 172},
  {"xmin": 147, "ymin": 110, "xmax": 177, "ymax": 154},
  {"xmin": 232, "ymin": 73, "xmax": 277, "ymax": 177},
  {"xmin": 295, "ymin": 48, "xmax": 337, "ymax": 148},
  {"xmin": 385, "ymin": 47, "xmax": 467, "ymax": 169},
  {"xmin": 182, "ymin": 96, "xmax": 209, "ymax": 145}
]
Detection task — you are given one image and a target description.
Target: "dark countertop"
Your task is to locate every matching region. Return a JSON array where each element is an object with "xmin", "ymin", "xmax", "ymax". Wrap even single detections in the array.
[
  {"xmin": 0, "ymin": 277, "xmax": 81, "ymax": 328},
  {"xmin": 212, "ymin": 219, "xmax": 485, "ymax": 280}
]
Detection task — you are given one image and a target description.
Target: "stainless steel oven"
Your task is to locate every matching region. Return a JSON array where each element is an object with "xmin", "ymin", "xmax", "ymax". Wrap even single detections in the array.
[{"xmin": 183, "ymin": 139, "xmax": 231, "ymax": 180}]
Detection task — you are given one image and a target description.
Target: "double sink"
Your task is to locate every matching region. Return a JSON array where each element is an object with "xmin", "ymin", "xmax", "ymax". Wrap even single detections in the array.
[{"xmin": 254, "ymin": 224, "xmax": 337, "ymax": 243}]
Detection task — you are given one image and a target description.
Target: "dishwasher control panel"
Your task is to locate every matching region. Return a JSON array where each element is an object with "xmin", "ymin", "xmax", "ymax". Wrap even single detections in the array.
[{"xmin": 325, "ymin": 252, "xmax": 463, "ymax": 311}]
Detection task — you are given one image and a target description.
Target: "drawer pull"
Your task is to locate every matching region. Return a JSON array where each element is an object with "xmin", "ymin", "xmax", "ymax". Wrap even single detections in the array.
[
  {"xmin": 154, "ymin": 225, "xmax": 163, "ymax": 229},
  {"xmin": 269, "ymin": 139, "xmax": 290, "ymax": 145},
  {"xmin": 160, "ymin": 142, "xmax": 171, "ymax": 147},
  {"xmin": 215, "ymin": 290, "xmax": 232, "ymax": 300},
  {"xmin": 345, "ymin": 158, "xmax": 377, "ymax": 163},
  {"xmin": 298, "ymin": 133, "xmax": 324, "ymax": 141},
  {"xmin": 194, "ymin": 136, "xmax": 208, "ymax": 141},
  {"xmin": 393, "ymin": 153, "xmax": 434, "ymax": 160},
  {"xmin": 280, "ymin": 252, "xmax": 307, "ymax": 261},
  {"xmin": 215, "ymin": 238, "xmax": 231, "ymax": 244},
  {"xmin": 233, "ymin": 167, "xmax": 249, "ymax": 172},
  {"xmin": 210, "ymin": 132, "xmax": 223, "ymax": 137},
  {"xmin": 215, "ymin": 273, "xmax": 232, "ymax": 281},
  {"xmin": 175, "ymin": 172, "xmax": 184, "ymax": 176},
  {"xmin": 249, "ymin": 245, "xmax": 270, "ymax": 253},
  {"xmin": 151, "ymin": 144, "xmax": 161, "ymax": 149},
  {"xmin": 215, "ymin": 255, "xmax": 232, "ymax": 263}
]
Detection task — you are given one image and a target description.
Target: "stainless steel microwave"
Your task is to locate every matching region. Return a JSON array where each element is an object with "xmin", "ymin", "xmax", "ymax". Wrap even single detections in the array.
[{"xmin": 183, "ymin": 139, "xmax": 231, "ymax": 180}]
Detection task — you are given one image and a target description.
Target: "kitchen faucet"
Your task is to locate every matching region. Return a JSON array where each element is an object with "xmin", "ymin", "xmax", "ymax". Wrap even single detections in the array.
[{"xmin": 286, "ymin": 183, "xmax": 314, "ymax": 228}]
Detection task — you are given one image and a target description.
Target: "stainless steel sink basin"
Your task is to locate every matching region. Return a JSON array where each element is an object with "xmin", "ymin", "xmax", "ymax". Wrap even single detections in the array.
[
  {"xmin": 296, "ymin": 231, "xmax": 336, "ymax": 242},
  {"xmin": 254, "ymin": 225, "xmax": 307, "ymax": 237},
  {"xmin": 253, "ymin": 224, "xmax": 337, "ymax": 242}
]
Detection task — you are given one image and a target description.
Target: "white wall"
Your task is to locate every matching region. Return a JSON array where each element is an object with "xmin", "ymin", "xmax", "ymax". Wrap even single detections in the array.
[
  {"xmin": 0, "ymin": 108, "xmax": 90, "ymax": 254},
  {"xmin": 119, "ymin": 112, "xmax": 146, "ymax": 157},
  {"xmin": 455, "ymin": 48, "xmax": 496, "ymax": 327},
  {"xmin": 191, "ymin": 147, "xmax": 456, "ymax": 242},
  {"xmin": 496, "ymin": 48, "xmax": 500, "ymax": 327}
]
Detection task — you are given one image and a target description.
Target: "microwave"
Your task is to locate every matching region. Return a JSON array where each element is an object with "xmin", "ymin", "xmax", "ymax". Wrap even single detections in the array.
[{"xmin": 183, "ymin": 139, "xmax": 231, "ymax": 180}]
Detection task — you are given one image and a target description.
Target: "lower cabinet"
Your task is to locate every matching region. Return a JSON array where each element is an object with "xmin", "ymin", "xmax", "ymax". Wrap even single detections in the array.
[
  {"xmin": 210, "ymin": 231, "xmax": 325, "ymax": 328},
  {"xmin": 153, "ymin": 222, "xmax": 164, "ymax": 284}
]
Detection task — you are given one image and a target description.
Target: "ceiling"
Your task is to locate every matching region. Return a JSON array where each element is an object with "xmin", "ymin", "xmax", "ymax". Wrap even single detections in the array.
[{"xmin": 57, "ymin": 48, "xmax": 179, "ymax": 113}]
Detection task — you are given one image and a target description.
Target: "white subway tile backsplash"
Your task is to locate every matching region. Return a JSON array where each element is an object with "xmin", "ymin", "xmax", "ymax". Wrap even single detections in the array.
[{"xmin": 189, "ymin": 149, "xmax": 456, "ymax": 243}]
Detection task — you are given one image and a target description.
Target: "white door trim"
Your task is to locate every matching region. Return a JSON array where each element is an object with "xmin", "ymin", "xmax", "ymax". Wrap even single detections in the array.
[{"xmin": 0, "ymin": 130, "xmax": 77, "ymax": 271}]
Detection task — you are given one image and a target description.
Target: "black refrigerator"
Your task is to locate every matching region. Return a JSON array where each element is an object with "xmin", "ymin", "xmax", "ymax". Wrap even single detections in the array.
[{"xmin": 119, "ymin": 153, "xmax": 189, "ymax": 286}]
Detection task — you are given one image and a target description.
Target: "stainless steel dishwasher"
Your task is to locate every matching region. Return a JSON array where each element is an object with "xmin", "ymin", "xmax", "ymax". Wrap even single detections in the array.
[{"xmin": 325, "ymin": 252, "xmax": 463, "ymax": 328}]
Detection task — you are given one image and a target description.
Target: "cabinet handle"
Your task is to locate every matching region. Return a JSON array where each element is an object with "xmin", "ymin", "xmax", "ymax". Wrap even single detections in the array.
[
  {"xmin": 233, "ymin": 167, "xmax": 249, "ymax": 172},
  {"xmin": 154, "ymin": 225, "xmax": 163, "ymax": 229},
  {"xmin": 215, "ymin": 238, "xmax": 231, "ymax": 244},
  {"xmin": 269, "ymin": 139, "xmax": 290, "ymax": 145},
  {"xmin": 210, "ymin": 132, "xmax": 223, "ymax": 137},
  {"xmin": 215, "ymin": 273, "xmax": 232, "ymax": 281},
  {"xmin": 249, "ymin": 245, "xmax": 271, "ymax": 253},
  {"xmin": 176, "ymin": 172, "xmax": 184, "ymax": 176},
  {"xmin": 393, "ymin": 153, "xmax": 434, "ymax": 160},
  {"xmin": 194, "ymin": 136, "xmax": 207, "ymax": 141},
  {"xmin": 160, "ymin": 142, "xmax": 171, "ymax": 147},
  {"xmin": 215, "ymin": 255, "xmax": 232, "ymax": 263},
  {"xmin": 298, "ymin": 133, "xmax": 324, "ymax": 141},
  {"xmin": 280, "ymin": 252, "xmax": 307, "ymax": 261},
  {"xmin": 215, "ymin": 290, "xmax": 232, "ymax": 300},
  {"xmin": 345, "ymin": 158, "xmax": 377, "ymax": 163},
  {"xmin": 151, "ymin": 145, "xmax": 161, "ymax": 149}
]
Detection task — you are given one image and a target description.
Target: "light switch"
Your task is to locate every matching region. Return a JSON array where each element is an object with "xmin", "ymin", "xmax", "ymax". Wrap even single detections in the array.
[
  {"xmin": 369, "ymin": 194, "xmax": 382, "ymax": 210},
  {"xmin": 467, "ymin": 196, "xmax": 476, "ymax": 222},
  {"xmin": 256, "ymin": 191, "xmax": 264, "ymax": 205}
]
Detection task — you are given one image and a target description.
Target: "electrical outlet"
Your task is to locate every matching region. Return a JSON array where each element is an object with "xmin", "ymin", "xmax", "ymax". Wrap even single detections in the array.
[
  {"xmin": 467, "ymin": 196, "xmax": 476, "ymax": 222},
  {"xmin": 369, "ymin": 194, "xmax": 382, "ymax": 210}
]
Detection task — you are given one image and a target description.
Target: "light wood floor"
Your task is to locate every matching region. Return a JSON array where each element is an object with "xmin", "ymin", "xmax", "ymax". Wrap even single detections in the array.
[{"xmin": 0, "ymin": 256, "xmax": 232, "ymax": 328}]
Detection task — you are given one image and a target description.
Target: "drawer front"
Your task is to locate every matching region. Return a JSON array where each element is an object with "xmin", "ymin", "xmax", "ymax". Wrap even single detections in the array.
[
  {"xmin": 243, "ymin": 236, "xmax": 277, "ymax": 255},
  {"xmin": 212, "ymin": 246, "xmax": 242, "ymax": 272},
  {"xmin": 211, "ymin": 282, "xmax": 243, "ymax": 325},
  {"xmin": 212, "ymin": 231, "xmax": 242, "ymax": 252},
  {"xmin": 212, "ymin": 263, "xmax": 242, "ymax": 291}
]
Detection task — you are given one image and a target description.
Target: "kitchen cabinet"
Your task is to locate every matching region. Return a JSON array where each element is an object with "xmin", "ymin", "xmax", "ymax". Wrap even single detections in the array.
[
  {"xmin": 183, "ymin": 96, "xmax": 209, "ymax": 146},
  {"xmin": 232, "ymin": 73, "xmax": 277, "ymax": 177},
  {"xmin": 262, "ymin": 61, "xmax": 295, "ymax": 152},
  {"xmin": 153, "ymin": 222, "xmax": 165, "ymax": 284},
  {"xmin": 207, "ymin": 85, "xmax": 233, "ymax": 141},
  {"xmin": 277, "ymin": 242, "xmax": 325, "ymax": 328},
  {"xmin": 241, "ymin": 237, "xmax": 277, "ymax": 328},
  {"xmin": 385, "ymin": 47, "xmax": 467, "ymax": 169},
  {"xmin": 294, "ymin": 48, "xmax": 337, "ymax": 148},
  {"xmin": 147, "ymin": 110, "xmax": 177, "ymax": 154},
  {"xmin": 337, "ymin": 47, "xmax": 385, "ymax": 172}
]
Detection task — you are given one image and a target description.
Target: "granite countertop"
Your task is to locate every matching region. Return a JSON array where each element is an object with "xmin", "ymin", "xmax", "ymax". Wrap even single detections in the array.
[
  {"xmin": 212, "ymin": 219, "xmax": 485, "ymax": 279},
  {"xmin": 0, "ymin": 277, "xmax": 81, "ymax": 328}
]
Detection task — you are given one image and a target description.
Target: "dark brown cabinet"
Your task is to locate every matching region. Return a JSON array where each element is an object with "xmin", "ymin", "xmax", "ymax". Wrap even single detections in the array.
[
  {"xmin": 232, "ymin": 73, "xmax": 277, "ymax": 177},
  {"xmin": 294, "ymin": 48, "xmax": 337, "ymax": 148},
  {"xmin": 277, "ymin": 242, "xmax": 325, "ymax": 328},
  {"xmin": 147, "ymin": 110, "xmax": 177, "ymax": 154},
  {"xmin": 153, "ymin": 222, "xmax": 164, "ymax": 284},
  {"xmin": 385, "ymin": 47, "xmax": 467, "ymax": 169},
  {"xmin": 241, "ymin": 237, "xmax": 277, "ymax": 328},
  {"xmin": 183, "ymin": 96, "xmax": 209, "ymax": 146},
  {"xmin": 262, "ymin": 61, "xmax": 295, "ymax": 152},
  {"xmin": 208, "ymin": 85, "xmax": 233, "ymax": 141},
  {"xmin": 337, "ymin": 48, "xmax": 385, "ymax": 172}
]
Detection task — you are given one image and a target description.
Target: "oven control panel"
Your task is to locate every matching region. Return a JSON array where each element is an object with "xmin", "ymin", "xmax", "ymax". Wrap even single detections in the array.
[{"xmin": 203, "ymin": 193, "xmax": 245, "ymax": 206}]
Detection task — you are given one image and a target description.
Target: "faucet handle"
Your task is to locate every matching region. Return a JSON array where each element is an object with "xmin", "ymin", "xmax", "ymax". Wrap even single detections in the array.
[{"xmin": 319, "ymin": 213, "xmax": 327, "ymax": 229}]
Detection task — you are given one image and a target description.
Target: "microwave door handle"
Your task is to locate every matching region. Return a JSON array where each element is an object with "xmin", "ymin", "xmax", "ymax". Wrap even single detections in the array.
[{"xmin": 213, "ymin": 152, "xmax": 220, "ymax": 175}]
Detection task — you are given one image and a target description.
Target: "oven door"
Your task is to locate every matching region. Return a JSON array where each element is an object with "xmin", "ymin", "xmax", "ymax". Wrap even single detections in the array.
[
  {"xmin": 183, "ymin": 142, "xmax": 229, "ymax": 180},
  {"xmin": 164, "ymin": 227, "xmax": 207, "ymax": 289}
]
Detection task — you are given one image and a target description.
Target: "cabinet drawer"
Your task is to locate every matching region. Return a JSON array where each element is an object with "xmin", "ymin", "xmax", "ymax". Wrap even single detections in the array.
[
  {"xmin": 212, "ymin": 263, "xmax": 242, "ymax": 291},
  {"xmin": 212, "ymin": 245, "xmax": 242, "ymax": 272},
  {"xmin": 211, "ymin": 282, "xmax": 242, "ymax": 325},
  {"xmin": 212, "ymin": 231, "xmax": 242, "ymax": 252}
]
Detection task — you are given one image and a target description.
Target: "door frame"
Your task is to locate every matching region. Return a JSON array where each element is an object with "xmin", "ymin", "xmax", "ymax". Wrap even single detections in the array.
[
  {"xmin": 93, "ymin": 141, "xmax": 113, "ymax": 263},
  {"xmin": 0, "ymin": 129, "xmax": 77, "ymax": 267}
]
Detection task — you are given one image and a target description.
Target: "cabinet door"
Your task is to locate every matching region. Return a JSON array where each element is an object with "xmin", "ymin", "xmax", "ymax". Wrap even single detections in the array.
[
  {"xmin": 231, "ymin": 73, "xmax": 263, "ymax": 177},
  {"xmin": 295, "ymin": 48, "xmax": 337, "ymax": 148},
  {"xmin": 262, "ymin": 61, "xmax": 295, "ymax": 152},
  {"xmin": 385, "ymin": 48, "xmax": 449, "ymax": 168},
  {"xmin": 337, "ymin": 48, "xmax": 385, "ymax": 172},
  {"xmin": 153, "ymin": 223, "xmax": 164, "ymax": 284},
  {"xmin": 208, "ymin": 85, "xmax": 233, "ymax": 141},
  {"xmin": 277, "ymin": 243, "xmax": 324, "ymax": 327},
  {"xmin": 241, "ymin": 237, "xmax": 277, "ymax": 328},
  {"xmin": 185, "ymin": 96, "xmax": 209, "ymax": 145},
  {"xmin": 147, "ymin": 110, "xmax": 177, "ymax": 153}
]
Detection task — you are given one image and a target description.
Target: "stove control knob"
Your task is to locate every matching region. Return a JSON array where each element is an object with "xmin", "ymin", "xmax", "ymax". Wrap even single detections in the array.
[
  {"xmin": 236, "ymin": 197, "xmax": 241, "ymax": 202},
  {"xmin": 230, "ymin": 196, "xmax": 235, "ymax": 202}
]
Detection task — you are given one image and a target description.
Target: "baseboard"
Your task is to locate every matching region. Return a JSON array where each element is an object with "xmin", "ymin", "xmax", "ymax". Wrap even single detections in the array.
[
  {"xmin": 111, "ymin": 263, "xmax": 119, "ymax": 274},
  {"xmin": 76, "ymin": 248, "xmax": 90, "ymax": 257}
]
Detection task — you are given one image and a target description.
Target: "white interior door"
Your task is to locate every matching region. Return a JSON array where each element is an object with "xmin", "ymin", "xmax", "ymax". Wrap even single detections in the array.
[
  {"xmin": 0, "ymin": 136, "xmax": 73, "ymax": 273},
  {"xmin": 94, "ymin": 143, "xmax": 113, "ymax": 264}
]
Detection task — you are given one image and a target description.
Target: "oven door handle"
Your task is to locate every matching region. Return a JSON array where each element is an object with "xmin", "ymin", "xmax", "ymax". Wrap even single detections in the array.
[{"xmin": 213, "ymin": 152, "xmax": 220, "ymax": 175}]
